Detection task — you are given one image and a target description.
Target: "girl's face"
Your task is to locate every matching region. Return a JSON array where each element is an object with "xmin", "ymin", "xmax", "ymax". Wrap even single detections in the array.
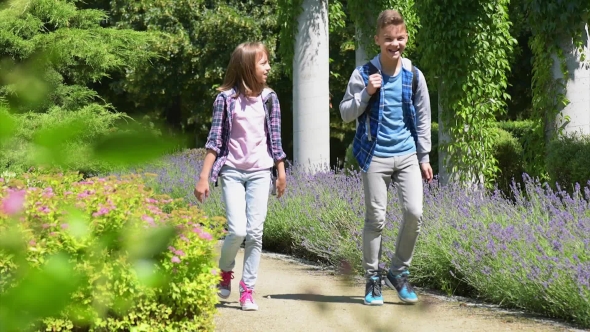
[{"xmin": 255, "ymin": 52, "xmax": 271, "ymax": 84}]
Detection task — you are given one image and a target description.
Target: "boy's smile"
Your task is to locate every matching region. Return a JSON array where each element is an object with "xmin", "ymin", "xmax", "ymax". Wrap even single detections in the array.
[{"xmin": 374, "ymin": 24, "xmax": 408, "ymax": 63}]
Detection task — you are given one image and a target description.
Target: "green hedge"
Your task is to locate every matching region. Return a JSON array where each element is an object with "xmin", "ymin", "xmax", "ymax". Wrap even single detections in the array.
[
  {"xmin": 547, "ymin": 133, "xmax": 590, "ymax": 189},
  {"xmin": 491, "ymin": 127, "xmax": 525, "ymax": 193}
]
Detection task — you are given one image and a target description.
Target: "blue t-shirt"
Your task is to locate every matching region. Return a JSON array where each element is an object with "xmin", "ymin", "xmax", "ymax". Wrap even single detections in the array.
[{"xmin": 373, "ymin": 71, "xmax": 416, "ymax": 157}]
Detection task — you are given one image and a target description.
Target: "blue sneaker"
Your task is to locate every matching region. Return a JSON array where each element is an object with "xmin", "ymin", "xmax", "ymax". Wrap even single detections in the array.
[
  {"xmin": 385, "ymin": 270, "xmax": 418, "ymax": 303},
  {"xmin": 364, "ymin": 275, "xmax": 384, "ymax": 305}
]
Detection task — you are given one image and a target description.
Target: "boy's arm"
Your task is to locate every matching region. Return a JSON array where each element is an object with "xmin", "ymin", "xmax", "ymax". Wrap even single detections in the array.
[
  {"xmin": 414, "ymin": 70, "xmax": 432, "ymax": 164},
  {"xmin": 339, "ymin": 69, "xmax": 372, "ymax": 123}
]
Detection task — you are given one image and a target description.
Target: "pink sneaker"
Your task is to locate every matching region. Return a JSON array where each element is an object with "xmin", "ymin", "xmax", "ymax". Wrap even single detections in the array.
[
  {"xmin": 218, "ymin": 270, "xmax": 233, "ymax": 299},
  {"xmin": 239, "ymin": 280, "xmax": 258, "ymax": 311}
]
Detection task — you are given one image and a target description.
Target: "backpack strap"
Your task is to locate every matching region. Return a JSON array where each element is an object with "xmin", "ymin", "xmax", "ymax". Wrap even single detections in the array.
[
  {"xmin": 365, "ymin": 62, "xmax": 380, "ymax": 112},
  {"xmin": 411, "ymin": 65, "xmax": 418, "ymax": 103},
  {"xmin": 263, "ymin": 95, "xmax": 278, "ymax": 181}
]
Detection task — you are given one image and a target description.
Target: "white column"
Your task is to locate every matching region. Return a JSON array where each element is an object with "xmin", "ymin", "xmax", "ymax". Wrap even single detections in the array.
[
  {"xmin": 293, "ymin": 0, "xmax": 330, "ymax": 172},
  {"xmin": 355, "ymin": 27, "xmax": 369, "ymax": 67},
  {"xmin": 552, "ymin": 24, "xmax": 590, "ymax": 136}
]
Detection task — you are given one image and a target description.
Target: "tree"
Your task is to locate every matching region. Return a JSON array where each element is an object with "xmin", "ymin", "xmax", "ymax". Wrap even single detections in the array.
[
  {"xmin": 83, "ymin": 0, "xmax": 283, "ymax": 146},
  {"xmin": 0, "ymin": 0, "xmax": 159, "ymax": 173}
]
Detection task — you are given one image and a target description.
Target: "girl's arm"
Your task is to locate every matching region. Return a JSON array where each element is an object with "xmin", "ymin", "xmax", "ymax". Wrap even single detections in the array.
[
  {"xmin": 204, "ymin": 94, "xmax": 226, "ymax": 155},
  {"xmin": 198, "ymin": 150, "xmax": 218, "ymax": 182},
  {"xmin": 268, "ymin": 92, "xmax": 287, "ymax": 162}
]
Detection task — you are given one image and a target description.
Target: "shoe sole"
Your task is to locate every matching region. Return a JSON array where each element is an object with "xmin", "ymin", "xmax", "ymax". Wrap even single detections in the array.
[
  {"xmin": 241, "ymin": 305, "xmax": 259, "ymax": 311},
  {"xmin": 218, "ymin": 291, "xmax": 230, "ymax": 299},
  {"xmin": 384, "ymin": 278, "xmax": 418, "ymax": 304},
  {"xmin": 363, "ymin": 299, "xmax": 384, "ymax": 306}
]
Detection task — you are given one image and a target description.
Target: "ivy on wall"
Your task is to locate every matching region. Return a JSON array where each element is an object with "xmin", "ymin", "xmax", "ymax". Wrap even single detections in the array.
[
  {"xmin": 415, "ymin": 0, "xmax": 516, "ymax": 184},
  {"xmin": 521, "ymin": 0, "xmax": 590, "ymax": 178}
]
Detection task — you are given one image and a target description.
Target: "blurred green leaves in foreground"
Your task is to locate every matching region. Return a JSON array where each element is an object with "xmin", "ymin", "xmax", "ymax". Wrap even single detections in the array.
[{"xmin": 0, "ymin": 0, "xmax": 199, "ymax": 330}]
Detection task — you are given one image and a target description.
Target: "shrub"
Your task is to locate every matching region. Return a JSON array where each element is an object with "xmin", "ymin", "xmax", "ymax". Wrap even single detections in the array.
[
  {"xmin": 430, "ymin": 122, "xmax": 439, "ymax": 176},
  {"xmin": 430, "ymin": 122, "xmax": 525, "ymax": 191},
  {"xmin": 147, "ymin": 149, "xmax": 590, "ymax": 328},
  {"xmin": 0, "ymin": 171, "xmax": 224, "ymax": 331},
  {"xmin": 343, "ymin": 142, "xmax": 360, "ymax": 173},
  {"xmin": 547, "ymin": 133, "xmax": 590, "ymax": 190},
  {"xmin": 0, "ymin": 106, "xmax": 127, "ymax": 175},
  {"xmin": 491, "ymin": 127, "xmax": 525, "ymax": 194},
  {"xmin": 496, "ymin": 120, "xmax": 535, "ymax": 142}
]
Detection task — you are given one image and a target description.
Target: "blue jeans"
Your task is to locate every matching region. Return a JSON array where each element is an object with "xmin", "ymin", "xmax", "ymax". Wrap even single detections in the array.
[{"xmin": 218, "ymin": 165, "xmax": 271, "ymax": 289}]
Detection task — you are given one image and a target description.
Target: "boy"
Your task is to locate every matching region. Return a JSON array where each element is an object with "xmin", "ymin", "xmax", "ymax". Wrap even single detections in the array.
[{"xmin": 339, "ymin": 9, "xmax": 432, "ymax": 306}]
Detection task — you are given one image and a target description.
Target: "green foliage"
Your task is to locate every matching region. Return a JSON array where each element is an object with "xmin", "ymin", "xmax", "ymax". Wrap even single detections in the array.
[
  {"xmin": 0, "ymin": 172, "xmax": 224, "ymax": 331},
  {"xmin": 277, "ymin": 0, "xmax": 304, "ymax": 77},
  {"xmin": 343, "ymin": 142, "xmax": 360, "ymax": 173},
  {"xmin": 522, "ymin": 0, "xmax": 590, "ymax": 178},
  {"xmin": 0, "ymin": 0, "xmax": 167, "ymax": 175},
  {"xmin": 1, "ymin": 106, "xmax": 125, "ymax": 174},
  {"xmin": 496, "ymin": 120, "xmax": 535, "ymax": 141},
  {"xmin": 546, "ymin": 134, "xmax": 590, "ymax": 189},
  {"xmin": 91, "ymin": 0, "xmax": 281, "ymax": 142},
  {"xmin": 430, "ymin": 122, "xmax": 439, "ymax": 176},
  {"xmin": 416, "ymin": 0, "xmax": 516, "ymax": 185},
  {"xmin": 491, "ymin": 127, "xmax": 524, "ymax": 193},
  {"xmin": 0, "ymin": 0, "xmax": 157, "ymax": 111},
  {"xmin": 429, "ymin": 122, "xmax": 526, "ymax": 192}
]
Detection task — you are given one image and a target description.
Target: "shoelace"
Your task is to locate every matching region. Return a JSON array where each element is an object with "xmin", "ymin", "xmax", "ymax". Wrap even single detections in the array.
[
  {"xmin": 371, "ymin": 278, "xmax": 382, "ymax": 297},
  {"xmin": 239, "ymin": 280, "xmax": 255, "ymax": 303},
  {"xmin": 398, "ymin": 274, "xmax": 415, "ymax": 293},
  {"xmin": 240, "ymin": 288, "xmax": 254, "ymax": 303},
  {"xmin": 220, "ymin": 271, "xmax": 234, "ymax": 287}
]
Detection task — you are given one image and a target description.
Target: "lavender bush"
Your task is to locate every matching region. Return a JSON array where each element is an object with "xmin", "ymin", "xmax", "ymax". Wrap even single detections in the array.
[{"xmin": 138, "ymin": 149, "xmax": 590, "ymax": 328}]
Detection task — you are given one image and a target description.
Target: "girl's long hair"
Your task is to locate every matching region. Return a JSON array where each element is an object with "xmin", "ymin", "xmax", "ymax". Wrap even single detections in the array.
[{"xmin": 218, "ymin": 42, "xmax": 269, "ymax": 97}]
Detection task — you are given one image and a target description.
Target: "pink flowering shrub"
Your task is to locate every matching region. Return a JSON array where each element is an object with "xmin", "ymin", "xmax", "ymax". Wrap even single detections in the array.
[{"xmin": 0, "ymin": 172, "xmax": 225, "ymax": 331}]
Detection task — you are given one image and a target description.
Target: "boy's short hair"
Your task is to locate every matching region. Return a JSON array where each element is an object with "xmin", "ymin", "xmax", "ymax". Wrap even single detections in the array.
[{"xmin": 376, "ymin": 10, "xmax": 406, "ymax": 34}]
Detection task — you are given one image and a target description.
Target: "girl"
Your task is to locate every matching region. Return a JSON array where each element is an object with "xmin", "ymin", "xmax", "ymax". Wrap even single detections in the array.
[{"xmin": 194, "ymin": 42, "xmax": 287, "ymax": 311}]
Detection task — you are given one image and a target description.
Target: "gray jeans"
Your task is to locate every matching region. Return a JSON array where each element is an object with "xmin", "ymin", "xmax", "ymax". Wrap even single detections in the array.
[
  {"xmin": 218, "ymin": 165, "xmax": 271, "ymax": 289},
  {"xmin": 361, "ymin": 153, "xmax": 423, "ymax": 279}
]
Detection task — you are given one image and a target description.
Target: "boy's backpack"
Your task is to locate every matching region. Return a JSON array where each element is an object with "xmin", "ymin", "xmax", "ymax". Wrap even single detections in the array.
[{"xmin": 365, "ymin": 61, "xmax": 419, "ymax": 109}]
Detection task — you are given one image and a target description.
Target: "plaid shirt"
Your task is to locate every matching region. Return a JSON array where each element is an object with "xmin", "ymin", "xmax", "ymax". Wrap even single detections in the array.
[
  {"xmin": 352, "ymin": 63, "xmax": 418, "ymax": 172},
  {"xmin": 205, "ymin": 88, "xmax": 287, "ymax": 182}
]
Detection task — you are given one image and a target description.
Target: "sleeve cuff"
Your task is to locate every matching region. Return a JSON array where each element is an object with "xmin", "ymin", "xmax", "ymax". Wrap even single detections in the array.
[{"xmin": 417, "ymin": 153, "xmax": 430, "ymax": 164}]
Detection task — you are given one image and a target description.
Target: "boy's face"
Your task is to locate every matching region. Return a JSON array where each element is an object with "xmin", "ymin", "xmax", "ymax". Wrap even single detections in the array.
[{"xmin": 374, "ymin": 24, "xmax": 408, "ymax": 61}]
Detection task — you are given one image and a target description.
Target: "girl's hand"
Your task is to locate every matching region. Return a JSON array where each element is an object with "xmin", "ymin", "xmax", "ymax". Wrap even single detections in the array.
[
  {"xmin": 194, "ymin": 177, "xmax": 210, "ymax": 203},
  {"xmin": 275, "ymin": 175, "xmax": 286, "ymax": 198}
]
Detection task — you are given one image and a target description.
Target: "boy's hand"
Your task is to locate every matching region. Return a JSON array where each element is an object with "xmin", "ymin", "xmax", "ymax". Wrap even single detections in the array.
[
  {"xmin": 420, "ymin": 163, "xmax": 433, "ymax": 183},
  {"xmin": 367, "ymin": 73, "xmax": 382, "ymax": 96}
]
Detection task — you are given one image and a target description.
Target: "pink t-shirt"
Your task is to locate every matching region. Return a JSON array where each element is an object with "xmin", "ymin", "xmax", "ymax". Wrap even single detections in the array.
[{"xmin": 225, "ymin": 94, "xmax": 274, "ymax": 171}]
